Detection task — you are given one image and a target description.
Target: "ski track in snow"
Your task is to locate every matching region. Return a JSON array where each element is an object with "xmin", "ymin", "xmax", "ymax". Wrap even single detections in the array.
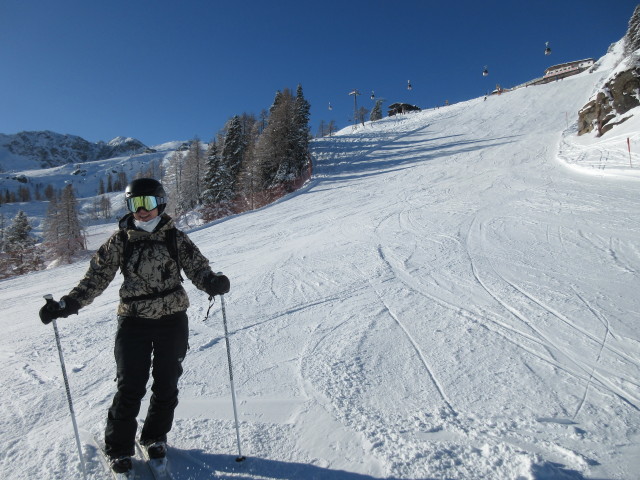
[
  {"xmin": 467, "ymin": 220, "xmax": 640, "ymax": 413},
  {"xmin": 2, "ymin": 53, "xmax": 640, "ymax": 479}
]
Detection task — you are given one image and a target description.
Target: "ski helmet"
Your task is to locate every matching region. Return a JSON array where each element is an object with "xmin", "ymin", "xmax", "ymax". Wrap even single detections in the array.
[{"xmin": 124, "ymin": 178, "xmax": 167, "ymax": 214}]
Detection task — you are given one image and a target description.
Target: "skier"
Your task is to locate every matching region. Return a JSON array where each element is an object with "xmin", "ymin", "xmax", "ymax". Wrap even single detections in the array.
[{"xmin": 39, "ymin": 178, "xmax": 230, "ymax": 476}]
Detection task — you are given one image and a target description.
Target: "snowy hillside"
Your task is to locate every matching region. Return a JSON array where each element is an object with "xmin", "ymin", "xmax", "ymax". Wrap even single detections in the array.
[
  {"xmin": 1, "ymin": 45, "xmax": 640, "ymax": 480},
  {"xmin": 0, "ymin": 131, "xmax": 149, "ymax": 172}
]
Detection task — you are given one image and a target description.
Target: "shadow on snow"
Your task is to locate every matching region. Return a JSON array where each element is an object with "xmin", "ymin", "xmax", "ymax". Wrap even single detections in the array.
[
  {"xmin": 311, "ymin": 125, "xmax": 521, "ymax": 185},
  {"xmin": 170, "ymin": 448, "xmax": 601, "ymax": 480}
]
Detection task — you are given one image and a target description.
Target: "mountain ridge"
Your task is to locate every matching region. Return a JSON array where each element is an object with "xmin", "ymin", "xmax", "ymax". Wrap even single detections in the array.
[{"xmin": 0, "ymin": 130, "xmax": 148, "ymax": 172}]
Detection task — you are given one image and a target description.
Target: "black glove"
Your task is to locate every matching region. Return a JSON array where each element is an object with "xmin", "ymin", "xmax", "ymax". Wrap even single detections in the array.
[
  {"xmin": 39, "ymin": 295, "xmax": 81, "ymax": 325},
  {"xmin": 204, "ymin": 273, "xmax": 230, "ymax": 297}
]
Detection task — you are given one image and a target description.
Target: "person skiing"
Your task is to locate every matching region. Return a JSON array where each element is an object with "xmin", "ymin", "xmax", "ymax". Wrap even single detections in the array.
[{"xmin": 39, "ymin": 178, "xmax": 230, "ymax": 475}]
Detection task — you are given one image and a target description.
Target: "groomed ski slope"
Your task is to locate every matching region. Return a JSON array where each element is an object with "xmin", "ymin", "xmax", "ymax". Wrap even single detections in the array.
[{"xmin": 2, "ymin": 68, "xmax": 640, "ymax": 478}]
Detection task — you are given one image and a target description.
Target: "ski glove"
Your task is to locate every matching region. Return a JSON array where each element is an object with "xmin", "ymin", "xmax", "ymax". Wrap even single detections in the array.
[
  {"xmin": 204, "ymin": 273, "xmax": 230, "ymax": 297},
  {"xmin": 39, "ymin": 295, "xmax": 81, "ymax": 325}
]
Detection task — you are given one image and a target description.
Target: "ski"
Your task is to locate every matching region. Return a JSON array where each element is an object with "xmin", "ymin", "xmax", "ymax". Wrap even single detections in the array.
[
  {"xmin": 83, "ymin": 431, "xmax": 139, "ymax": 480},
  {"xmin": 135, "ymin": 441, "xmax": 174, "ymax": 480},
  {"xmin": 111, "ymin": 470, "xmax": 137, "ymax": 480}
]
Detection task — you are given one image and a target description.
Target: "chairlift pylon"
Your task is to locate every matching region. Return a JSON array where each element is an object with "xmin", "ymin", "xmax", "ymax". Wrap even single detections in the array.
[{"xmin": 544, "ymin": 41, "xmax": 551, "ymax": 55}]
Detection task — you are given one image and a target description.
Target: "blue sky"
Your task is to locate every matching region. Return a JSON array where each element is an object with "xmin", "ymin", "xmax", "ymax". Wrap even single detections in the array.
[{"xmin": 0, "ymin": 0, "xmax": 636, "ymax": 147}]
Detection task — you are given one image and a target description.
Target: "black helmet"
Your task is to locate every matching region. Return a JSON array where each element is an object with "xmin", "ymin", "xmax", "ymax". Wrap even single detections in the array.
[{"xmin": 125, "ymin": 178, "xmax": 167, "ymax": 214}]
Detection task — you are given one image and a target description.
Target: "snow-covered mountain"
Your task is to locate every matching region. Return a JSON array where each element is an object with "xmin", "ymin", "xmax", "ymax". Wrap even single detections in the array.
[
  {"xmin": 0, "ymin": 130, "xmax": 148, "ymax": 172},
  {"xmin": 0, "ymin": 138, "xmax": 184, "ymax": 235},
  {"xmin": 1, "ymin": 39, "xmax": 639, "ymax": 480}
]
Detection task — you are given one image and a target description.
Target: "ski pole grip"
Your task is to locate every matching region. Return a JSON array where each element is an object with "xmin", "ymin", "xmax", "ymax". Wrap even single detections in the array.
[
  {"xmin": 44, "ymin": 294, "xmax": 56, "ymax": 308},
  {"xmin": 43, "ymin": 294, "xmax": 64, "ymax": 311}
]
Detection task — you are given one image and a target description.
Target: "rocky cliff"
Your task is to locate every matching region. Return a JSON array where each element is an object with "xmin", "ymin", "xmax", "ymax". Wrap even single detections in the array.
[{"xmin": 577, "ymin": 6, "xmax": 640, "ymax": 136}]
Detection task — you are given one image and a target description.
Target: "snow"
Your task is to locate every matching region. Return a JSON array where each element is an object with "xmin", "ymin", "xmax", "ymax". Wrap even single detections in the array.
[
  {"xmin": 107, "ymin": 136, "xmax": 137, "ymax": 146},
  {"xmin": 1, "ymin": 43, "xmax": 640, "ymax": 479}
]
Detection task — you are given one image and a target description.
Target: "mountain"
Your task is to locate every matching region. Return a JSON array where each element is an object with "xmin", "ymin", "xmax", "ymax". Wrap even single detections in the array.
[
  {"xmin": 1, "ymin": 35, "xmax": 639, "ymax": 480},
  {"xmin": 0, "ymin": 130, "xmax": 147, "ymax": 172}
]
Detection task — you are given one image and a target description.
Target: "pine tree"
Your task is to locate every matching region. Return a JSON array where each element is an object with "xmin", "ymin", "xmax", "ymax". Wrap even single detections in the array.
[
  {"xmin": 181, "ymin": 137, "xmax": 206, "ymax": 209},
  {"xmin": 237, "ymin": 120, "xmax": 262, "ymax": 210},
  {"xmin": 43, "ymin": 185, "xmax": 86, "ymax": 264},
  {"xmin": 44, "ymin": 184, "xmax": 56, "ymax": 200},
  {"xmin": 18, "ymin": 186, "xmax": 31, "ymax": 202},
  {"xmin": 317, "ymin": 120, "xmax": 326, "ymax": 137},
  {"xmin": 328, "ymin": 120, "xmax": 337, "ymax": 137},
  {"xmin": 357, "ymin": 106, "xmax": 369, "ymax": 126},
  {"xmin": 4, "ymin": 211, "xmax": 35, "ymax": 251},
  {"xmin": 216, "ymin": 116, "xmax": 246, "ymax": 212},
  {"xmin": 256, "ymin": 89, "xmax": 295, "ymax": 188},
  {"xmin": 164, "ymin": 150, "xmax": 184, "ymax": 217},
  {"xmin": 202, "ymin": 139, "xmax": 222, "ymax": 206},
  {"xmin": 293, "ymin": 84, "xmax": 311, "ymax": 177},
  {"xmin": 625, "ymin": 5, "xmax": 640, "ymax": 54},
  {"xmin": 100, "ymin": 195, "xmax": 112, "ymax": 219},
  {"xmin": 370, "ymin": 99, "xmax": 384, "ymax": 121},
  {"xmin": 1, "ymin": 210, "xmax": 41, "ymax": 276},
  {"xmin": 113, "ymin": 171, "xmax": 128, "ymax": 191},
  {"xmin": 90, "ymin": 196, "xmax": 101, "ymax": 219}
]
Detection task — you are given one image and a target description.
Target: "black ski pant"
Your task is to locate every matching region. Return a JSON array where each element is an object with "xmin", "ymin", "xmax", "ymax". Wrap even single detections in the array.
[{"xmin": 104, "ymin": 312, "xmax": 188, "ymax": 459}]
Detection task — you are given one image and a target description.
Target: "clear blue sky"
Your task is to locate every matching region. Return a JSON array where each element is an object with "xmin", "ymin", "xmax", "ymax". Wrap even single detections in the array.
[{"xmin": 0, "ymin": 0, "xmax": 636, "ymax": 146}]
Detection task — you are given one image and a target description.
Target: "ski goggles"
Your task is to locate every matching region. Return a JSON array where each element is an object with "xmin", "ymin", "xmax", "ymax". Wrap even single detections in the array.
[{"xmin": 126, "ymin": 195, "xmax": 164, "ymax": 213}]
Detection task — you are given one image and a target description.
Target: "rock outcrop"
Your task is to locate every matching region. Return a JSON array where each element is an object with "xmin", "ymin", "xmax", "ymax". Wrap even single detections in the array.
[
  {"xmin": 577, "ymin": 64, "xmax": 640, "ymax": 136},
  {"xmin": 578, "ymin": 6, "xmax": 640, "ymax": 136}
]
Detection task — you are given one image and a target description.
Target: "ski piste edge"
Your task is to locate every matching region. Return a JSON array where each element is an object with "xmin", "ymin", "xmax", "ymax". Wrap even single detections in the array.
[{"xmin": 135, "ymin": 441, "xmax": 174, "ymax": 480}]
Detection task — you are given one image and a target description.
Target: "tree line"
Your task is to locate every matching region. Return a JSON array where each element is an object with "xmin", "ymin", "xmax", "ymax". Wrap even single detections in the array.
[{"xmin": 166, "ymin": 84, "xmax": 312, "ymax": 222}]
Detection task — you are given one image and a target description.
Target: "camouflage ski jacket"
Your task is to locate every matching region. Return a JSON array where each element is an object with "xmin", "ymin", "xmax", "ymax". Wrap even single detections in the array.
[{"xmin": 67, "ymin": 214, "xmax": 216, "ymax": 319}]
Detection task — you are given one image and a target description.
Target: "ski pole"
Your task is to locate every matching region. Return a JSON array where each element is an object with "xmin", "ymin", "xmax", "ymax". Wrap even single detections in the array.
[
  {"xmin": 220, "ymin": 293, "xmax": 246, "ymax": 462},
  {"xmin": 44, "ymin": 294, "xmax": 88, "ymax": 480}
]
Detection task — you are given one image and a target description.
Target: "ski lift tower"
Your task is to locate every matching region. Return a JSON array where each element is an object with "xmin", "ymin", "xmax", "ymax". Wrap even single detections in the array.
[{"xmin": 348, "ymin": 89, "xmax": 361, "ymax": 127}]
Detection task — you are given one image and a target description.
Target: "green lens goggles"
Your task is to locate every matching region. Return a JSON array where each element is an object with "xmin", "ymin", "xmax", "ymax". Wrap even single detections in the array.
[{"xmin": 126, "ymin": 195, "xmax": 162, "ymax": 213}]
